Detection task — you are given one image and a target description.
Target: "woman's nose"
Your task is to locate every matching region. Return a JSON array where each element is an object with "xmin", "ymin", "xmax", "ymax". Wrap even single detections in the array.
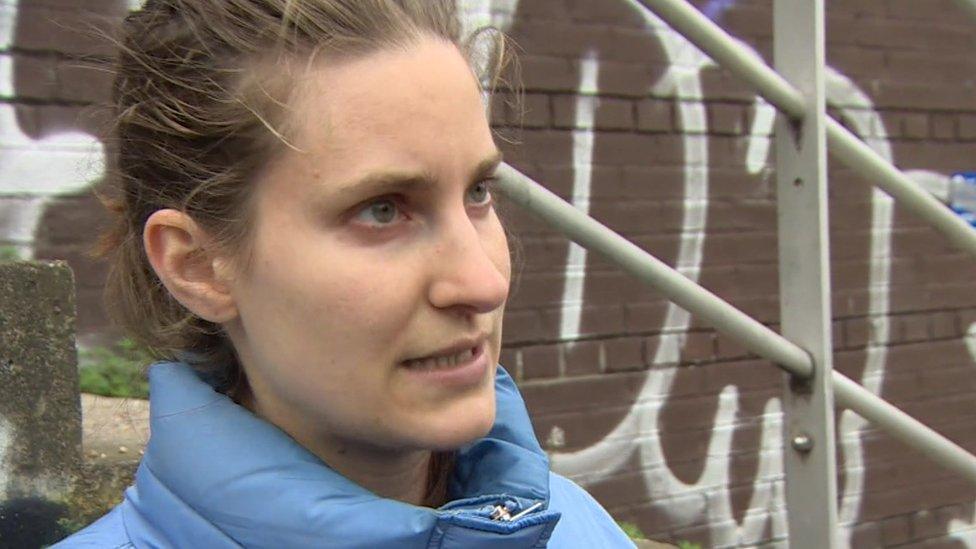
[{"xmin": 427, "ymin": 215, "xmax": 510, "ymax": 315}]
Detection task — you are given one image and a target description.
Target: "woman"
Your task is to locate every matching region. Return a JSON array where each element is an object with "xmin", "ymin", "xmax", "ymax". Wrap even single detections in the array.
[{"xmin": 56, "ymin": 0, "xmax": 635, "ymax": 547}]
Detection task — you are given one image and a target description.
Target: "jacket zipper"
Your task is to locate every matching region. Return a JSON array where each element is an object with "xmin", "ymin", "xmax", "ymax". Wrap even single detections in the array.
[{"xmin": 489, "ymin": 501, "xmax": 543, "ymax": 522}]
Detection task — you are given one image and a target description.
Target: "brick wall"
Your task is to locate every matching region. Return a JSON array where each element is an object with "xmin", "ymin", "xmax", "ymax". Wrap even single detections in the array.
[
  {"xmin": 0, "ymin": 0, "xmax": 123, "ymax": 337},
  {"xmin": 3, "ymin": 0, "xmax": 976, "ymax": 546}
]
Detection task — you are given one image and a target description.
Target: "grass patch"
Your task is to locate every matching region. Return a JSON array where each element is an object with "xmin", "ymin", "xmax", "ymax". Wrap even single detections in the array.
[
  {"xmin": 0, "ymin": 246, "xmax": 20, "ymax": 261},
  {"xmin": 616, "ymin": 520, "xmax": 703, "ymax": 547},
  {"xmin": 617, "ymin": 520, "xmax": 646, "ymax": 540},
  {"xmin": 79, "ymin": 338, "xmax": 152, "ymax": 399}
]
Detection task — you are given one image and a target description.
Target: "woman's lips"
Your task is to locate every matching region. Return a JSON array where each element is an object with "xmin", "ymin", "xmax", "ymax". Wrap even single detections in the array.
[
  {"xmin": 402, "ymin": 346, "xmax": 475, "ymax": 370},
  {"xmin": 399, "ymin": 340, "xmax": 490, "ymax": 387}
]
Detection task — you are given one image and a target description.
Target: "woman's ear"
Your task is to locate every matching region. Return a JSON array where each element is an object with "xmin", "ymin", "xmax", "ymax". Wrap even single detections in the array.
[{"xmin": 143, "ymin": 209, "xmax": 239, "ymax": 323}]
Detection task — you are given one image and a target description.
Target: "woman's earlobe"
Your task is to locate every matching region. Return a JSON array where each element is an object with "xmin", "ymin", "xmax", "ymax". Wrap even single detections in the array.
[{"xmin": 143, "ymin": 209, "xmax": 239, "ymax": 323}]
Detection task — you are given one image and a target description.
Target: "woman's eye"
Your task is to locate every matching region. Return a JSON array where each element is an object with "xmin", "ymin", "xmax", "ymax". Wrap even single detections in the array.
[
  {"xmin": 354, "ymin": 198, "xmax": 401, "ymax": 226},
  {"xmin": 467, "ymin": 180, "xmax": 493, "ymax": 206}
]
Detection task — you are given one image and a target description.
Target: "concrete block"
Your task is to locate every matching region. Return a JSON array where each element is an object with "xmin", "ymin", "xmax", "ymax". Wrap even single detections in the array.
[{"xmin": 0, "ymin": 260, "xmax": 81, "ymax": 545}]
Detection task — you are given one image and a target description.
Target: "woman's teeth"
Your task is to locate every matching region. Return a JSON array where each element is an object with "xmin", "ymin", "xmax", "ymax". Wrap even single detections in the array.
[{"xmin": 404, "ymin": 347, "xmax": 475, "ymax": 370}]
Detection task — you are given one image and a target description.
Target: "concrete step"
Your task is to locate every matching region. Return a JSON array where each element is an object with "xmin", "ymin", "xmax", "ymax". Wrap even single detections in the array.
[{"xmin": 81, "ymin": 393, "xmax": 148, "ymax": 463}]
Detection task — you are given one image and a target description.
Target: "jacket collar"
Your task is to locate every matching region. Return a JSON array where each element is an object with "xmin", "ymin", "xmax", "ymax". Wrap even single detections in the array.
[{"xmin": 123, "ymin": 362, "xmax": 560, "ymax": 548}]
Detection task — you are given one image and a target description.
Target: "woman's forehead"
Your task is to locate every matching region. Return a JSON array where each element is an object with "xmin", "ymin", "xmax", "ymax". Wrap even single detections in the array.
[
  {"xmin": 290, "ymin": 39, "xmax": 489, "ymax": 153},
  {"xmin": 256, "ymin": 38, "xmax": 496, "ymax": 200}
]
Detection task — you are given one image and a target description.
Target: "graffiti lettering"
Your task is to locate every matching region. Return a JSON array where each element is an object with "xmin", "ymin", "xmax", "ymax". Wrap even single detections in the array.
[{"xmin": 0, "ymin": 0, "xmax": 105, "ymax": 260}]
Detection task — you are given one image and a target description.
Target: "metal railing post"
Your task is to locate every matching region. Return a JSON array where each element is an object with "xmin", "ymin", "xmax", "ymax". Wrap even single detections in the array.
[{"xmin": 774, "ymin": 0, "xmax": 838, "ymax": 546}]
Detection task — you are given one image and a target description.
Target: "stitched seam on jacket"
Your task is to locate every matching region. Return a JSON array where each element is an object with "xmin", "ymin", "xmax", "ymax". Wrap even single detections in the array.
[{"xmin": 151, "ymin": 397, "xmax": 223, "ymax": 420}]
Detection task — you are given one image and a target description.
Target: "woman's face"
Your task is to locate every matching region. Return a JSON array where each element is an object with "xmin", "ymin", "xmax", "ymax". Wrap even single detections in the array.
[{"xmin": 225, "ymin": 38, "xmax": 510, "ymax": 454}]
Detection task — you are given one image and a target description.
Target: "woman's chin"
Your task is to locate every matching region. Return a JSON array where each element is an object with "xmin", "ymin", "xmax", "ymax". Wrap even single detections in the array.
[{"xmin": 408, "ymin": 404, "xmax": 497, "ymax": 451}]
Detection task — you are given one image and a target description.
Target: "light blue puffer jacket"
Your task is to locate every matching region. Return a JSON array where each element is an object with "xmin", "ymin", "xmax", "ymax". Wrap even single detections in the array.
[{"xmin": 55, "ymin": 362, "xmax": 635, "ymax": 548}]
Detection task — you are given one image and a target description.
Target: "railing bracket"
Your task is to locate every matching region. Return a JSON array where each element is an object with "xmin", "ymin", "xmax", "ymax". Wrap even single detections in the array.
[
  {"xmin": 791, "ymin": 433, "xmax": 814, "ymax": 453},
  {"xmin": 789, "ymin": 373, "xmax": 813, "ymax": 394}
]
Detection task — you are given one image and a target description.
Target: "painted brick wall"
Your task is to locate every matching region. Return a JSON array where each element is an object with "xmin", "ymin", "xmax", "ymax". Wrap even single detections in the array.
[
  {"xmin": 0, "ymin": 0, "xmax": 126, "ymax": 337},
  {"xmin": 3, "ymin": 0, "xmax": 976, "ymax": 547}
]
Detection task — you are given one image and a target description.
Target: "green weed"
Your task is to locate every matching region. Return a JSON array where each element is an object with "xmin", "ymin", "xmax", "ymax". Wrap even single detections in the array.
[
  {"xmin": 617, "ymin": 520, "xmax": 646, "ymax": 540},
  {"xmin": 78, "ymin": 338, "xmax": 151, "ymax": 399},
  {"xmin": 0, "ymin": 246, "xmax": 20, "ymax": 261}
]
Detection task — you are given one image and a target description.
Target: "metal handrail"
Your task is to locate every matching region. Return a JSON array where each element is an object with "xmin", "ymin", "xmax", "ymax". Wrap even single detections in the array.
[
  {"xmin": 631, "ymin": 0, "xmax": 805, "ymax": 119},
  {"xmin": 496, "ymin": 162, "xmax": 976, "ymax": 485},
  {"xmin": 497, "ymin": 164, "xmax": 812, "ymax": 378},
  {"xmin": 825, "ymin": 120, "xmax": 976, "ymax": 254},
  {"xmin": 497, "ymin": 0, "xmax": 976, "ymax": 544},
  {"xmin": 635, "ymin": 0, "xmax": 976, "ymax": 258}
]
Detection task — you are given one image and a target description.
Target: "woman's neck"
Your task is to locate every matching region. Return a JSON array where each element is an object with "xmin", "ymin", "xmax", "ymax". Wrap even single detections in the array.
[
  {"xmin": 314, "ymin": 438, "xmax": 434, "ymax": 506},
  {"xmin": 239, "ymin": 387, "xmax": 443, "ymax": 507}
]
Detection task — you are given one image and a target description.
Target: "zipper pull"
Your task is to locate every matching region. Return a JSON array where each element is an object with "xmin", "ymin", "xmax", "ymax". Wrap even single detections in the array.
[
  {"xmin": 508, "ymin": 502, "xmax": 543, "ymax": 521},
  {"xmin": 489, "ymin": 501, "xmax": 543, "ymax": 522},
  {"xmin": 489, "ymin": 504, "xmax": 512, "ymax": 521}
]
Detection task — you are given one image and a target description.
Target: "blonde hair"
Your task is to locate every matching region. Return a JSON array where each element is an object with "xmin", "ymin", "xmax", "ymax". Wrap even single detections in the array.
[{"xmin": 98, "ymin": 0, "xmax": 513, "ymax": 397}]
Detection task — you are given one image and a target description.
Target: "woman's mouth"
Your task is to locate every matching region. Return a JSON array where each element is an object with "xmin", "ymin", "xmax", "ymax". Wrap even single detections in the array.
[
  {"xmin": 399, "ymin": 340, "xmax": 490, "ymax": 387},
  {"xmin": 403, "ymin": 346, "xmax": 477, "ymax": 370}
]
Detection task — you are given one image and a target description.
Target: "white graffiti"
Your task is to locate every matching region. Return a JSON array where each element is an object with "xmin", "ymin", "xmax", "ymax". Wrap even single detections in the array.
[
  {"xmin": 0, "ymin": 0, "xmax": 106, "ymax": 259},
  {"xmin": 830, "ymin": 70, "xmax": 894, "ymax": 536},
  {"xmin": 550, "ymin": 3, "xmax": 783, "ymax": 545},
  {"xmin": 546, "ymin": 3, "xmax": 774, "ymax": 544},
  {"xmin": 540, "ymin": 1, "xmax": 969, "ymax": 547},
  {"xmin": 559, "ymin": 50, "xmax": 599, "ymax": 342}
]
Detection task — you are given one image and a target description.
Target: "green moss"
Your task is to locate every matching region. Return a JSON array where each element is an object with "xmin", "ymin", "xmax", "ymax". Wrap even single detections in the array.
[
  {"xmin": 55, "ymin": 515, "xmax": 88, "ymax": 537},
  {"xmin": 52, "ymin": 459, "xmax": 136, "ymax": 542},
  {"xmin": 79, "ymin": 338, "xmax": 152, "ymax": 399},
  {"xmin": 677, "ymin": 541, "xmax": 703, "ymax": 549}
]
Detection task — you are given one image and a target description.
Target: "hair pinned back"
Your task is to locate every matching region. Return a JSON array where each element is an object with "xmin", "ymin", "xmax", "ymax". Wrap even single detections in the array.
[{"xmin": 98, "ymin": 0, "xmax": 515, "ymax": 396}]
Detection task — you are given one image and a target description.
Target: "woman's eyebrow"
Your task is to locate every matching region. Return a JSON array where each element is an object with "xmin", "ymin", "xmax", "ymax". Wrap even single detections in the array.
[
  {"xmin": 333, "ymin": 170, "xmax": 432, "ymax": 200},
  {"xmin": 473, "ymin": 150, "xmax": 504, "ymax": 180},
  {"xmin": 332, "ymin": 150, "xmax": 504, "ymax": 199}
]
